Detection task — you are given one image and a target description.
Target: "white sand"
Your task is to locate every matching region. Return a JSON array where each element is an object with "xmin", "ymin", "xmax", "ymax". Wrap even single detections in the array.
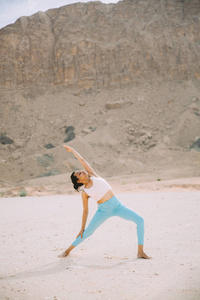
[{"xmin": 0, "ymin": 192, "xmax": 200, "ymax": 300}]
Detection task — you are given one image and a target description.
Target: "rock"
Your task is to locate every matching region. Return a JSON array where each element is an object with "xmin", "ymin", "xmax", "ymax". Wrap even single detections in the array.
[
  {"xmin": 37, "ymin": 154, "xmax": 54, "ymax": 167},
  {"xmin": 147, "ymin": 142, "xmax": 156, "ymax": 149},
  {"xmin": 14, "ymin": 139, "xmax": 24, "ymax": 148},
  {"xmin": 74, "ymin": 90, "xmax": 81, "ymax": 96},
  {"xmin": 45, "ymin": 143, "xmax": 55, "ymax": 149},
  {"xmin": 82, "ymin": 128, "xmax": 92, "ymax": 134},
  {"xmin": 194, "ymin": 136, "xmax": 200, "ymax": 143},
  {"xmin": 191, "ymin": 138, "xmax": 200, "ymax": 151},
  {"xmin": 63, "ymin": 126, "xmax": 75, "ymax": 142},
  {"xmin": 0, "ymin": 134, "xmax": 14, "ymax": 145},
  {"xmin": 64, "ymin": 131, "xmax": 75, "ymax": 143},
  {"xmin": 37, "ymin": 157, "xmax": 49, "ymax": 167},
  {"xmin": 138, "ymin": 130, "xmax": 147, "ymax": 137},
  {"xmin": 43, "ymin": 154, "xmax": 54, "ymax": 162},
  {"xmin": 82, "ymin": 126, "xmax": 96, "ymax": 134},
  {"xmin": 106, "ymin": 99, "xmax": 130, "ymax": 109},
  {"xmin": 146, "ymin": 132, "xmax": 152, "ymax": 139},
  {"xmin": 65, "ymin": 126, "xmax": 75, "ymax": 134}
]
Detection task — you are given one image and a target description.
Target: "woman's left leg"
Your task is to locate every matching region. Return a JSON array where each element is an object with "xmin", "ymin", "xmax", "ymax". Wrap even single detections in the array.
[
  {"xmin": 113, "ymin": 202, "xmax": 144, "ymax": 245},
  {"xmin": 113, "ymin": 202, "xmax": 151, "ymax": 259}
]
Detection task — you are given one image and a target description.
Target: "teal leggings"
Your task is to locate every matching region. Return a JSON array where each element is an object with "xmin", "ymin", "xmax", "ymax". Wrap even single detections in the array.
[{"xmin": 72, "ymin": 195, "xmax": 144, "ymax": 247}]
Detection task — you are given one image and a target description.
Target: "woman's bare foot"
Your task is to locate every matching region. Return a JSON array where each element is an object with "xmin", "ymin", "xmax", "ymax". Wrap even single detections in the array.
[
  {"xmin": 58, "ymin": 250, "xmax": 69, "ymax": 258},
  {"xmin": 58, "ymin": 245, "xmax": 75, "ymax": 258},
  {"xmin": 137, "ymin": 244, "xmax": 152, "ymax": 259},
  {"xmin": 137, "ymin": 251, "xmax": 152, "ymax": 259}
]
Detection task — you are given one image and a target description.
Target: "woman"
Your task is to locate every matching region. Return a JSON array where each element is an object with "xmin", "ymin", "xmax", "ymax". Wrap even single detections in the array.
[{"xmin": 59, "ymin": 145, "xmax": 151, "ymax": 259}]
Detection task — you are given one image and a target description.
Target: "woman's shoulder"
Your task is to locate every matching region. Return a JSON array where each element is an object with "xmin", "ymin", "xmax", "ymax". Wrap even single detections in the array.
[{"xmin": 81, "ymin": 189, "xmax": 90, "ymax": 198}]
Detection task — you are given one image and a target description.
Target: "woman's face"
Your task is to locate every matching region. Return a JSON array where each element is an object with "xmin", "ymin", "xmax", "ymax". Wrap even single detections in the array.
[{"xmin": 74, "ymin": 170, "xmax": 88, "ymax": 183}]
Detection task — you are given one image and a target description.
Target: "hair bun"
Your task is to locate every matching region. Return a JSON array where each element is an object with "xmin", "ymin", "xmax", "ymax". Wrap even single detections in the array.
[{"xmin": 74, "ymin": 183, "xmax": 79, "ymax": 191}]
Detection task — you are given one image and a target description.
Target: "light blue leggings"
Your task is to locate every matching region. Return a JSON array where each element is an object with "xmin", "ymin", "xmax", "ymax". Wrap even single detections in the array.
[{"xmin": 72, "ymin": 195, "xmax": 144, "ymax": 247}]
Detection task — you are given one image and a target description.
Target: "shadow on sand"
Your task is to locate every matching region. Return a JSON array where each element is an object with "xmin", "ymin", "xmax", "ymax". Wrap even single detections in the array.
[{"xmin": 0, "ymin": 256, "xmax": 135, "ymax": 281}]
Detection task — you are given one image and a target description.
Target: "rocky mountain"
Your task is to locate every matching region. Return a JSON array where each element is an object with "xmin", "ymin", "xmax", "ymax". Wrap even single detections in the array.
[
  {"xmin": 0, "ymin": 0, "xmax": 200, "ymax": 90},
  {"xmin": 0, "ymin": 0, "xmax": 200, "ymax": 189}
]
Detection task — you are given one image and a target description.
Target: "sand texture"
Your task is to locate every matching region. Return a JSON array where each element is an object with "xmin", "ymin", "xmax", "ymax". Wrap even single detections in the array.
[{"xmin": 1, "ymin": 191, "xmax": 200, "ymax": 300}]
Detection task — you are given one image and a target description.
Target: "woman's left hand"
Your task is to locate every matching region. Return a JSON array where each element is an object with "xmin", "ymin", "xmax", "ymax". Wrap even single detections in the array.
[{"xmin": 63, "ymin": 145, "xmax": 73, "ymax": 152}]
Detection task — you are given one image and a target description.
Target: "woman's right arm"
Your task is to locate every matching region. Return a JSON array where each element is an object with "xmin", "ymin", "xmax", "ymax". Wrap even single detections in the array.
[
  {"xmin": 76, "ymin": 191, "xmax": 89, "ymax": 238},
  {"xmin": 63, "ymin": 145, "xmax": 98, "ymax": 177}
]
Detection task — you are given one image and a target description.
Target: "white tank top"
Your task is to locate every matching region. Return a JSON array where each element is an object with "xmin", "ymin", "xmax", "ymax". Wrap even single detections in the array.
[{"xmin": 84, "ymin": 176, "xmax": 112, "ymax": 201}]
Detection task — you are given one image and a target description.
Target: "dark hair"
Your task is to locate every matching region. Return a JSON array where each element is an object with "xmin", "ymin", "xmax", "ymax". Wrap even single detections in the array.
[{"xmin": 71, "ymin": 172, "xmax": 84, "ymax": 192}]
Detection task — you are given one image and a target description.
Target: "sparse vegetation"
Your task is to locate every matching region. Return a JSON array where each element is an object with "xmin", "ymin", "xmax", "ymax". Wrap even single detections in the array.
[{"xmin": 19, "ymin": 190, "xmax": 27, "ymax": 197}]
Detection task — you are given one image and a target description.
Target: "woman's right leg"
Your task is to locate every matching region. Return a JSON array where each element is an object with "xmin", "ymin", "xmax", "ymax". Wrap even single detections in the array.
[{"xmin": 58, "ymin": 209, "xmax": 110, "ymax": 257}]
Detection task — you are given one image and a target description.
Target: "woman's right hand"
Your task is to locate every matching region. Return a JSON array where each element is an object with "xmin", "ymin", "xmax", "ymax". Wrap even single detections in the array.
[
  {"xmin": 76, "ymin": 229, "xmax": 84, "ymax": 239},
  {"xmin": 63, "ymin": 145, "xmax": 73, "ymax": 152}
]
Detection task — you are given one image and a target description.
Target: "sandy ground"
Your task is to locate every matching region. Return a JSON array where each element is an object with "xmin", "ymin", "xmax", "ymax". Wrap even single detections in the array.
[{"xmin": 0, "ymin": 190, "xmax": 200, "ymax": 300}]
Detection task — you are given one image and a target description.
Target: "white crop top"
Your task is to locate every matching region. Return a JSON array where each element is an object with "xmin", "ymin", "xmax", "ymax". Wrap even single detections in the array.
[{"xmin": 84, "ymin": 176, "xmax": 112, "ymax": 201}]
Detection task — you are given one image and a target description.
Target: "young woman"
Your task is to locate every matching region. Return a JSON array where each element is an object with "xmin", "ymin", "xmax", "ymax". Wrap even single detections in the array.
[{"xmin": 59, "ymin": 145, "xmax": 151, "ymax": 259}]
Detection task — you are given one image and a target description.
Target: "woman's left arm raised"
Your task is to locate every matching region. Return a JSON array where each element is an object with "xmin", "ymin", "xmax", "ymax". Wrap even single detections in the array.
[{"xmin": 63, "ymin": 145, "xmax": 98, "ymax": 177}]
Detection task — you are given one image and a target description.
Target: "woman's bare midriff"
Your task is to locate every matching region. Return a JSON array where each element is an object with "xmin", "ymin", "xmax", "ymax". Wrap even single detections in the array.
[{"xmin": 97, "ymin": 189, "xmax": 115, "ymax": 204}]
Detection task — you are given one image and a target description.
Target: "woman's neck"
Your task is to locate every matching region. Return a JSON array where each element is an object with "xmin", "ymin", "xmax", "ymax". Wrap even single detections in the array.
[{"xmin": 83, "ymin": 177, "xmax": 91, "ymax": 188}]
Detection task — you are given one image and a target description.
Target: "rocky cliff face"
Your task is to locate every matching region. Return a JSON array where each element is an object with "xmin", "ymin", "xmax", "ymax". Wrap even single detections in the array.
[
  {"xmin": 0, "ymin": 0, "xmax": 200, "ymax": 187},
  {"xmin": 0, "ymin": 0, "xmax": 200, "ymax": 90}
]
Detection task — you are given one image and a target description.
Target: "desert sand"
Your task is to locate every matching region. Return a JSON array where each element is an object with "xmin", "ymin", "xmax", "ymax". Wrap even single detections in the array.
[{"xmin": 1, "ymin": 188, "xmax": 200, "ymax": 300}]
